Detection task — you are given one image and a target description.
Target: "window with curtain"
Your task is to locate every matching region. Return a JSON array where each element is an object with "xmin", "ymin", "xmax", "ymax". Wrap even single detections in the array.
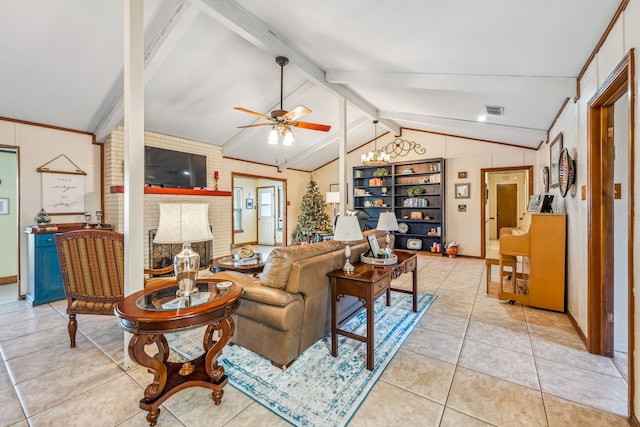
[{"xmin": 233, "ymin": 187, "xmax": 243, "ymax": 232}]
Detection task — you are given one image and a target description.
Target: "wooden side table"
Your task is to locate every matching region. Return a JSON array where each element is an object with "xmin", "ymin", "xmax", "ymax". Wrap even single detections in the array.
[
  {"xmin": 115, "ymin": 278, "xmax": 242, "ymax": 426},
  {"xmin": 326, "ymin": 249, "xmax": 417, "ymax": 371}
]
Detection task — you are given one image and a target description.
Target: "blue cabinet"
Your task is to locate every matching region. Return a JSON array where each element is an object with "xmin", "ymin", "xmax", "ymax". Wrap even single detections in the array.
[{"xmin": 26, "ymin": 232, "xmax": 65, "ymax": 305}]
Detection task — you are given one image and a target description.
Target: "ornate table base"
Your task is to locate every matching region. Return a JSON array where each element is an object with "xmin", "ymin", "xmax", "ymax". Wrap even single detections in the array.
[{"xmin": 129, "ymin": 317, "xmax": 234, "ymax": 426}]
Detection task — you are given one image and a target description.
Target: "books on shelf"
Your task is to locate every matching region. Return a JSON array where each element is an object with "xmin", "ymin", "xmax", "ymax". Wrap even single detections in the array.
[{"xmin": 403, "ymin": 198, "xmax": 429, "ymax": 207}]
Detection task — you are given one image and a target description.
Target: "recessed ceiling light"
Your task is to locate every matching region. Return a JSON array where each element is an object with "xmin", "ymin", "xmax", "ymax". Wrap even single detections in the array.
[{"xmin": 477, "ymin": 115, "xmax": 487, "ymax": 122}]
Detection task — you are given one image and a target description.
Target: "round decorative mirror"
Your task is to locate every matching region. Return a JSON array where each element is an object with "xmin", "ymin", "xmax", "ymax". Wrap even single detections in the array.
[{"xmin": 558, "ymin": 148, "xmax": 575, "ymax": 198}]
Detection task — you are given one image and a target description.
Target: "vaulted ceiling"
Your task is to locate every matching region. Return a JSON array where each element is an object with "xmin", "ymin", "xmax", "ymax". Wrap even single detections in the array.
[{"xmin": 0, "ymin": 0, "xmax": 622, "ymax": 171}]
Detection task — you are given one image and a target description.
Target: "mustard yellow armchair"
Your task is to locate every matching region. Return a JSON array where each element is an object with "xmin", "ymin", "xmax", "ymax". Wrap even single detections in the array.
[{"xmin": 55, "ymin": 229, "xmax": 125, "ymax": 348}]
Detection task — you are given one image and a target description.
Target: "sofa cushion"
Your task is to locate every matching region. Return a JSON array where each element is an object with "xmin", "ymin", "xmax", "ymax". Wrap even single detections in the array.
[{"xmin": 261, "ymin": 240, "xmax": 342, "ymax": 289}]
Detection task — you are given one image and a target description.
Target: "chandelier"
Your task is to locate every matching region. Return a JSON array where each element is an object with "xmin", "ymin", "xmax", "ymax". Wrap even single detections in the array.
[{"xmin": 361, "ymin": 119, "xmax": 390, "ymax": 165}]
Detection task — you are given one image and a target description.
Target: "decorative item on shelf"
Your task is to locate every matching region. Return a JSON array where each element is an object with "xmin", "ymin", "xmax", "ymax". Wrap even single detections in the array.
[
  {"xmin": 34, "ymin": 208, "xmax": 51, "ymax": 226},
  {"xmin": 398, "ymin": 222, "xmax": 409, "ymax": 234},
  {"xmin": 424, "ymin": 215, "xmax": 432, "ymax": 220},
  {"xmin": 368, "ymin": 177, "xmax": 383, "ymax": 187},
  {"xmin": 419, "ymin": 176, "xmax": 430, "ymax": 184},
  {"xmin": 406, "ymin": 239, "xmax": 422, "ymax": 250},
  {"xmin": 373, "ymin": 167, "xmax": 389, "ymax": 177},
  {"xmin": 372, "ymin": 198, "xmax": 383, "ymax": 207},
  {"xmin": 410, "ymin": 211, "xmax": 422, "ymax": 220},
  {"xmin": 153, "ymin": 203, "xmax": 213, "ymax": 297},
  {"xmin": 445, "ymin": 241, "xmax": 459, "ymax": 258},
  {"xmin": 406, "ymin": 186, "xmax": 425, "ymax": 197},
  {"xmin": 402, "ymin": 167, "xmax": 414, "ymax": 174},
  {"xmin": 376, "ymin": 211, "xmax": 399, "ymax": 252},
  {"xmin": 354, "ymin": 170, "xmax": 363, "ymax": 178},
  {"xmin": 333, "ymin": 215, "xmax": 363, "ymax": 272},
  {"xmin": 362, "ymin": 120, "xmax": 390, "ymax": 166},
  {"xmin": 427, "ymin": 228, "xmax": 439, "ymax": 237},
  {"xmin": 381, "ymin": 186, "xmax": 388, "ymax": 195},
  {"xmin": 95, "ymin": 210, "xmax": 103, "ymax": 228},
  {"xmin": 364, "ymin": 200, "xmax": 372, "ymax": 207},
  {"xmin": 83, "ymin": 212, "xmax": 91, "ymax": 229}
]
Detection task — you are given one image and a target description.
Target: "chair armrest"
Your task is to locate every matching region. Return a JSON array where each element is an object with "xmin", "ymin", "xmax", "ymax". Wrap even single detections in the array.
[{"xmin": 144, "ymin": 265, "xmax": 174, "ymax": 277}]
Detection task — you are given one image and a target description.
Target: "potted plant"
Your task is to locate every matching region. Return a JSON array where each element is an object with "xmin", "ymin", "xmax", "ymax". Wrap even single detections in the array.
[
  {"xmin": 373, "ymin": 168, "xmax": 389, "ymax": 177},
  {"xmin": 406, "ymin": 186, "xmax": 424, "ymax": 197}
]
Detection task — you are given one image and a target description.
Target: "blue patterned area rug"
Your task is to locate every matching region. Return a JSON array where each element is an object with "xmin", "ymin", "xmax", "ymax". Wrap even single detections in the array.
[{"xmin": 168, "ymin": 292, "xmax": 435, "ymax": 427}]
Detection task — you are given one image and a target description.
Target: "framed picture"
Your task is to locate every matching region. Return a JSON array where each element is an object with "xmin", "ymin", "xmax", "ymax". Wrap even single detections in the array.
[
  {"xmin": 367, "ymin": 233, "xmax": 381, "ymax": 256},
  {"xmin": 246, "ymin": 198, "xmax": 254, "ymax": 209},
  {"xmin": 41, "ymin": 172, "xmax": 85, "ymax": 214},
  {"xmin": 526, "ymin": 195, "xmax": 543, "ymax": 212},
  {"xmin": 0, "ymin": 198, "xmax": 8, "ymax": 215},
  {"xmin": 458, "ymin": 204, "xmax": 467, "ymax": 212},
  {"xmin": 455, "ymin": 183, "xmax": 470, "ymax": 199},
  {"xmin": 549, "ymin": 133, "xmax": 563, "ymax": 188},
  {"xmin": 458, "ymin": 171, "xmax": 467, "ymax": 179}
]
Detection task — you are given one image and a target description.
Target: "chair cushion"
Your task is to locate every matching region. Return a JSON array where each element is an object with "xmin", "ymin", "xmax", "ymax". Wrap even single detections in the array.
[{"xmin": 71, "ymin": 299, "xmax": 119, "ymax": 311}]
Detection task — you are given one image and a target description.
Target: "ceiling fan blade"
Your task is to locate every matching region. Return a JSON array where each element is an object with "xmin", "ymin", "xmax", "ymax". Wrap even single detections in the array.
[
  {"xmin": 234, "ymin": 107, "xmax": 273, "ymax": 120},
  {"xmin": 282, "ymin": 105, "xmax": 311, "ymax": 121},
  {"xmin": 237, "ymin": 123, "xmax": 271, "ymax": 129},
  {"xmin": 294, "ymin": 121, "xmax": 331, "ymax": 132}
]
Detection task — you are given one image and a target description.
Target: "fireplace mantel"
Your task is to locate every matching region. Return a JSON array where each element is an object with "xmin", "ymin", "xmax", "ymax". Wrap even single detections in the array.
[{"xmin": 110, "ymin": 186, "xmax": 231, "ymax": 196}]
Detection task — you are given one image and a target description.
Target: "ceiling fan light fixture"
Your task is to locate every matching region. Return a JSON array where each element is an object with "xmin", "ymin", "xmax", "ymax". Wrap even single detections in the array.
[
  {"xmin": 361, "ymin": 119, "xmax": 389, "ymax": 166},
  {"xmin": 282, "ymin": 129, "xmax": 294, "ymax": 146},
  {"xmin": 268, "ymin": 126, "xmax": 279, "ymax": 144}
]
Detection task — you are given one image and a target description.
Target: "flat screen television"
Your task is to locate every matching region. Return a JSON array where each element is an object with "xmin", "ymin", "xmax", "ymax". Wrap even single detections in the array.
[{"xmin": 144, "ymin": 146, "xmax": 207, "ymax": 189}]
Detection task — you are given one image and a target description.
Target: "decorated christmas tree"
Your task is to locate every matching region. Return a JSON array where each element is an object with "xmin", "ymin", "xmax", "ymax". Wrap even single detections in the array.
[{"xmin": 292, "ymin": 178, "xmax": 333, "ymax": 244}]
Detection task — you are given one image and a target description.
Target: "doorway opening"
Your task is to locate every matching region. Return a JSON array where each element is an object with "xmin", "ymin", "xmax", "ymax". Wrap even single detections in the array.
[
  {"xmin": 480, "ymin": 166, "xmax": 533, "ymax": 259},
  {"xmin": 0, "ymin": 145, "xmax": 20, "ymax": 302},
  {"xmin": 232, "ymin": 173, "xmax": 287, "ymax": 247},
  {"xmin": 586, "ymin": 49, "xmax": 634, "ymax": 414}
]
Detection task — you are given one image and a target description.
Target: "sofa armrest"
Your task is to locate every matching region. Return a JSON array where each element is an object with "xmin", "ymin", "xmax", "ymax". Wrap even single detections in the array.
[{"xmin": 211, "ymin": 271, "xmax": 299, "ymax": 307}]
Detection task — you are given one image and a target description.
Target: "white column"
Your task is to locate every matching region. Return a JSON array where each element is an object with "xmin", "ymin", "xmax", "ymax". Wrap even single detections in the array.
[
  {"xmin": 338, "ymin": 97, "xmax": 348, "ymax": 216},
  {"xmin": 123, "ymin": 0, "xmax": 145, "ymax": 369}
]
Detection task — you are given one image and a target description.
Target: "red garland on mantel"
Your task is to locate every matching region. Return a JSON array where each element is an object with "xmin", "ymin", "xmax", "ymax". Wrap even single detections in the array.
[{"xmin": 109, "ymin": 186, "xmax": 232, "ymax": 197}]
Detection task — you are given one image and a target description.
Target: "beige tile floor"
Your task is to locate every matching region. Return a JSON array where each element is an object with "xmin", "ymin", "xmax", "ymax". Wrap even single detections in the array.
[{"xmin": 0, "ymin": 255, "xmax": 631, "ymax": 426}]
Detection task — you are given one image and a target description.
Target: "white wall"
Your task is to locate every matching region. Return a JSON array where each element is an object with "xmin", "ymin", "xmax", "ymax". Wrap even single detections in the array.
[
  {"xmin": 0, "ymin": 119, "xmax": 99, "ymax": 297},
  {"xmin": 313, "ymin": 129, "xmax": 537, "ymax": 256},
  {"xmin": 543, "ymin": 0, "xmax": 640, "ymax": 413}
]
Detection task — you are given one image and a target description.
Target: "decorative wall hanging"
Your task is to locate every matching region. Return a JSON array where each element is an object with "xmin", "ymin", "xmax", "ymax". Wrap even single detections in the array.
[
  {"xmin": 381, "ymin": 138, "xmax": 426, "ymax": 159},
  {"xmin": 542, "ymin": 166, "xmax": 550, "ymax": 193},
  {"xmin": 37, "ymin": 154, "xmax": 86, "ymax": 214},
  {"xmin": 558, "ymin": 147, "xmax": 576, "ymax": 198},
  {"xmin": 455, "ymin": 183, "xmax": 470, "ymax": 199}
]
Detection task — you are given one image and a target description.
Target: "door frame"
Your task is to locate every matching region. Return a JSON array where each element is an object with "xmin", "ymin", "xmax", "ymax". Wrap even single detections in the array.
[
  {"xmin": 480, "ymin": 166, "xmax": 533, "ymax": 259},
  {"xmin": 0, "ymin": 145, "xmax": 20, "ymax": 299},
  {"xmin": 586, "ymin": 49, "xmax": 634, "ymax": 413},
  {"xmin": 231, "ymin": 172, "xmax": 287, "ymax": 247}
]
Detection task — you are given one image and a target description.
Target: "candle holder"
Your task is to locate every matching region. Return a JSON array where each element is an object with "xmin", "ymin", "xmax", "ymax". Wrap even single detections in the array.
[
  {"xmin": 95, "ymin": 210, "xmax": 103, "ymax": 228},
  {"xmin": 84, "ymin": 212, "xmax": 91, "ymax": 229},
  {"xmin": 214, "ymin": 177, "xmax": 219, "ymax": 191}
]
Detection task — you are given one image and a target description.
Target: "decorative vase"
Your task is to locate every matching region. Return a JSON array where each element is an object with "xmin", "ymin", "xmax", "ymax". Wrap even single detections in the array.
[{"xmin": 446, "ymin": 245, "xmax": 458, "ymax": 258}]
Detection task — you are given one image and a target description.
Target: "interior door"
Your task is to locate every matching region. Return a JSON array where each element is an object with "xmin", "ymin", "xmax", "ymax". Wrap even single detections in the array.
[
  {"xmin": 258, "ymin": 186, "xmax": 275, "ymax": 245},
  {"xmin": 496, "ymin": 183, "xmax": 518, "ymax": 235}
]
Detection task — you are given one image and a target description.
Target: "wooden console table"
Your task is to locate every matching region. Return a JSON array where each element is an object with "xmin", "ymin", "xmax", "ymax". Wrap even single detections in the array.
[
  {"xmin": 115, "ymin": 278, "xmax": 242, "ymax": 426},
  {"xmin": 327, "ymin": 250, "xmax": 417, "ymax": 370}
]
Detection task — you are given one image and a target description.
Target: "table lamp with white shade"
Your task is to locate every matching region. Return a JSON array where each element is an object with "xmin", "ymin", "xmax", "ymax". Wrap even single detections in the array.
[
  {"xmin": 153, "ymin": 203, "xmax": 213, "ymax": 297},
  {"xmin": 376, "ymin": 211, "xmax": 399, "ymax": 253},
  {"xmin": 325, "ymin": 191, "xmax": 340, "ymax": 218},
  {"xmin": 333, "ymin": 215, "xmax": 363, "ymax": 272}
]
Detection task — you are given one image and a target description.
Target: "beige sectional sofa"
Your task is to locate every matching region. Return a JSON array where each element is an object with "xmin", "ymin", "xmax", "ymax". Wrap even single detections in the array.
[{"xmin": 211, "ymin": 229, "xmax": 388, "ymax": 368}]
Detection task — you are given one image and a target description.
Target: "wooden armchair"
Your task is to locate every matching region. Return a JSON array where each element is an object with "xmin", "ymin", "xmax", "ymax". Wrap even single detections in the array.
[{"xmin": 55, "ymin": 229, "xmax": 125, "ymax": 348}]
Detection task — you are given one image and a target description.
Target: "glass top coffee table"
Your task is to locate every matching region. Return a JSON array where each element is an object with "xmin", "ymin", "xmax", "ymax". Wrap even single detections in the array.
[
  {"xmin": 115, "ymin": 278, "xmax": 242, "ymax": 426},
  {"xmin": 210, "ymin": 254, "xmax": 266, "ymax": 276}
]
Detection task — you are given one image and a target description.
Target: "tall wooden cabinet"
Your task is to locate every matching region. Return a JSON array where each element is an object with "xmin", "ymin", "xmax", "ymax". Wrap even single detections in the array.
[
  {"xmin": 498, "ymin": 213, "xmax": 566, "ymax": 312},
  {"xmin": 353, "ymin": 158, "xmax": 445, "ymax": 252}
]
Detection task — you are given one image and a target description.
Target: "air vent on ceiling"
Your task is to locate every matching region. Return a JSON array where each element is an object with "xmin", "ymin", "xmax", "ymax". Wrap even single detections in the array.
[{"xmin": 485, "ymin": 105, "xmax": 504, "ymax": 116}]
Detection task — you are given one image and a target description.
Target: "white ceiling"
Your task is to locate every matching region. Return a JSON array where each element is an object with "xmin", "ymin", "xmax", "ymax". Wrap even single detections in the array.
[{"xmin": 0, "ymin": 0, "xmax": 621, "ymax": 171}]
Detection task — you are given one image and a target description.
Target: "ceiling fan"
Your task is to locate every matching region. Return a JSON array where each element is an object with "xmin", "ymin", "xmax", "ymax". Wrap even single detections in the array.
[{"xmin": 234, "ymin": 56, "xmax": 331, "ymax": 140}]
